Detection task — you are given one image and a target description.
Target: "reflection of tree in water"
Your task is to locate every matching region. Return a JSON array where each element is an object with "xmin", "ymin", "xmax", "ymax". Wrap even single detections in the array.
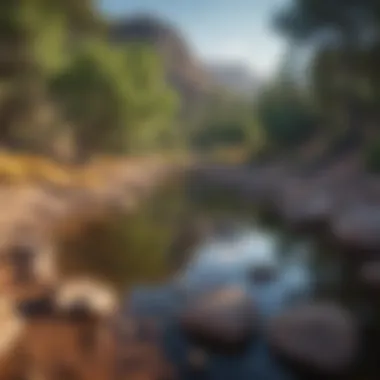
[{"xmin": 56, "ymin": 185, "xmax": 188, "ymax": 289}]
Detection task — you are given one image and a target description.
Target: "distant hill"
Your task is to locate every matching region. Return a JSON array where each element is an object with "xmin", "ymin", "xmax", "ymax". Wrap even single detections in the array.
[
  {"xmin": 109, "ymin": 15, "xmax": 213, "ymax": 122},
  {"xmin": 206, "ymin": 62, "xmax": 260, "ymax": 96},
  {"xmin": 108, "ymin": 14, "xmax": 260, "ymax": 130}
]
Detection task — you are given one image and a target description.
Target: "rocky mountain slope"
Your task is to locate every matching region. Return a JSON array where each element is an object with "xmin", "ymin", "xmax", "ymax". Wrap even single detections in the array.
[{"xmin": 109, "ymin": 15, "xmax": 213, "ymax": 120}]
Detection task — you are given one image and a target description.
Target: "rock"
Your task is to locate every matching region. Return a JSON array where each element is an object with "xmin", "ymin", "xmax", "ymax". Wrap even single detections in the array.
[
  {"xmin": 331, "ymin": 203, "xmax": 380, "ymax": 253},
  {"xmin": 16, "ymin": 290, "xmax": 56, "ymax": 318},
  {"xmin": 179, "ymin": 286, "xmax": 256, "ymax": 350},
  {"xmin": 248, "ymin": 264, "xmax": 278, "ymax": 285},
  {"xmin": 274, "ymin": 177, "xmax": 333, "ymax": 230},
  {"xmin": 55, "ymin": 278, "xmax": 118, "ymax": 318},
  {"xmin": 267, "ymin": 303, "xmax": 359, "ymax": 375}
]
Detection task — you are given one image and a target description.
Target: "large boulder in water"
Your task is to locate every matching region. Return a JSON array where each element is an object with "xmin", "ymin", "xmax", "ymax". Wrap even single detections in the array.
[
  {"xmin": 267, "ymin": 303, "xmax": 359, "ymax": 376},
  {"xmin": 179, "ymin": 286, "xmax": 256, "ymax": 350}
]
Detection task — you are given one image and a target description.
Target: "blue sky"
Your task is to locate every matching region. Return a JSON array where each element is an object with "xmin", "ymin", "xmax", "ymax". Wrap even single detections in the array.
[{"xmin": 98, "ymin": 0, "xmax": 290, "ymax": 78}]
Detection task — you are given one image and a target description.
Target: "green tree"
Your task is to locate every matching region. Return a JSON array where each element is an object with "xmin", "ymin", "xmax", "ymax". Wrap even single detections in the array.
[
  {"xmin": 275, "ymin": 0, "xmax": 380, "ymax": 152},
  {"xmin": 52, "ymin": 40, "xmax": 178, "ymax": 156},
  {"xmin": 0, "ymin": 0, "xmax": 101, "ymax": 149},
  {"xmin": 256, "ymin": 76, "xmax": 318, "ymax": 152}
]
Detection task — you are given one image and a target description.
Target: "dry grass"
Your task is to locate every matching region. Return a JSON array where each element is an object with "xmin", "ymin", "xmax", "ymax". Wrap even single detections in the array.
[{"xmin": 0, "ymin": 152, "xmax": 138, "ymax": 188}]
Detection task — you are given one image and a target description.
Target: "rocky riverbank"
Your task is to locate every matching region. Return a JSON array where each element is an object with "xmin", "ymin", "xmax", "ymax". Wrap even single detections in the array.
[
  {"xmin": 0, "ymin": 155, "xmax": 186, "ymax": 380},
  {"xmin": 188, "ymin": 162, "xmax": 380, "ymax": 259}
]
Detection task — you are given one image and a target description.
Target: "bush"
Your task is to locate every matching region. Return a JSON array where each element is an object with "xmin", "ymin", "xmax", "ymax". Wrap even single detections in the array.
[{"xmin": 256, "ymin": 80, "xmax": 320, "ymax": 153}]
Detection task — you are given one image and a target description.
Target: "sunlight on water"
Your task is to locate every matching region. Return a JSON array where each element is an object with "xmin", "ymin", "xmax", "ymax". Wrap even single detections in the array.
[{"xmin": 177, "ymin": 226, "xmax": 314, "ymax": 319}]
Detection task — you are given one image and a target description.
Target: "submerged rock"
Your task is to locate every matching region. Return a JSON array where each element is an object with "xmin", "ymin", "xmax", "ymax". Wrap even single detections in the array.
[
  {"xmin": 267, "ymin": 303, "xmax": 359, "ymax": 376},
  {"xmin": 248, "ymin": 264, "xmax": 278, "ymax": 285},
  {"xmin": 179, "ymin": 286, "xmax": 256, "ymax": 350}
]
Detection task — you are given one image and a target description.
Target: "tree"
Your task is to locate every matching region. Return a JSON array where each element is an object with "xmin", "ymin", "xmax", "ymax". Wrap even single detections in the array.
[
  {"xmin": 256, "ymin": 79, "xmax": 318, "ymax": 152},
  {"xmin": 275, "ymin": 0, "xmax": 380, "ymax": 146},
  {"xmin": 0, "ymin": 0, "xmax": 101, "ymax": 149},
  {"xmin": 51, "ymin": 40, "xmax": 178, "ymax": 156}
]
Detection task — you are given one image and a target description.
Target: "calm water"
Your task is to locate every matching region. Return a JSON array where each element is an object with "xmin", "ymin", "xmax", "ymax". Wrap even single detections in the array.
[{"xmin": 57, "ymin": 181, "xmax": 379, "ymax": 380}]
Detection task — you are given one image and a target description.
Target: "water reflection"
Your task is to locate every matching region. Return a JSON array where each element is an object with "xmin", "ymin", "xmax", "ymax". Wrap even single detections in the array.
[
  {"xmin": 57, "ymin": 183, "xmax": 354, "ymax": 380},
  {"xmin": 128, "ymin": 219, "xmax": 343, "ymax": 380},
  {"xmin": 177, "ymin": 227, "xmax": 315, "ymax": 319}
]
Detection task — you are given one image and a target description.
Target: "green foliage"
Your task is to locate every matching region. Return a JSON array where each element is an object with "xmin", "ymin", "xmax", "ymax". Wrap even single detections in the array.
[
  {"xmin": 275, "ymin": 0, "xmax": 379, "ymax": 45},
  {"xmin": 256, "ymin": 82, "xmax": 318, "ymax": 150},
  {"xmin": 190, "ymin": 92, "xmax": 259, "ymax": 152},
  {"xmin": 51, "ymin": 40, "xmax": 178, "ymax": 155},
  {"xmin": 58, "ymin": 185, "xmax": 187, "ymax": 288},
  {"xmin": 0, "ymin": 0, "xmax": 179, "ymax": 155},
  {"xmin": 275, "ymin": 0, "xmax": 380, "ymax": 158}
]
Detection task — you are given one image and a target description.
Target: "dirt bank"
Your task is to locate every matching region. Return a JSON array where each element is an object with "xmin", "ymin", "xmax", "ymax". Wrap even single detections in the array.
[{"xmin": 0, "ymin": 156, "xmax": 186, "ymax": 380}]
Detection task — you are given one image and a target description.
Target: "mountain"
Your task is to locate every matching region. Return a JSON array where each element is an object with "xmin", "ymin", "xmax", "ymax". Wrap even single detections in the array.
[
  {"xmin": 206, "ymin": 62, "xmax": 260, "ymax": 96},
  {"xmin": 109, "ymin": 15, "xmax": 213, "ymax": 121}
]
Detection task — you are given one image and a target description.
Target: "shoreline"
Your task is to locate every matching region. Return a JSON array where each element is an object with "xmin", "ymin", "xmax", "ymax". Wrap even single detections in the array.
[
  {"xmin": 0, "ymin": 156, "xmax": 185, "ymax": 370},
  {"xmin": 188, "ymin": 162, "xmax": 380, "ymax": 258}
]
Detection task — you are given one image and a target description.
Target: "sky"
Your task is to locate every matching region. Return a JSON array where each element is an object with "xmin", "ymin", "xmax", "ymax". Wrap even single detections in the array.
[{"xmin": 98, "ymin": 0, "xmax": 290, "ymax": 78}]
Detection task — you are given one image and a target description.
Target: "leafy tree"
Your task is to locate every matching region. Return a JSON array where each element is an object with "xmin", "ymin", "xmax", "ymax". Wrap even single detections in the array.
[
  {"xmin": 256, "ymin": 79, "xmax": 318, "ymax": 151},
  {"xmin": 275, "ymin": 0, "xmax": 380, "ymax": 148},
  {"xmin": 52, "ymin": 40, "xmax": 178, "ymax": 155}
]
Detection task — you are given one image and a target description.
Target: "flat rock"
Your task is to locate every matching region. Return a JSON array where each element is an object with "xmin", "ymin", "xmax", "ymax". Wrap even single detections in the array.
[
  {"xmin": 331, "ymin": 204, "xmax": 380, "ymax": 251},
  {"xmin": 267, "ymin": 302, "xmax": 359, "ymax": 375}
]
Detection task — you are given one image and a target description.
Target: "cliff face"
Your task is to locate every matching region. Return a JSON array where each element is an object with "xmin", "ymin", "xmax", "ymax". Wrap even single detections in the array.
[{"xmin": 109, "ymin": 15, "xmax": 212, "ymax": 121}]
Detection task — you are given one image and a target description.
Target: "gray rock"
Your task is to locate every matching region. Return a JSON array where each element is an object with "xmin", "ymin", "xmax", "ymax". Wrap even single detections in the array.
[
  {"xmin": 248, "ymin": 264, "xmax": 278, "ymax": 285},
  {"xmin": 331, "ymin": 203, "xmax": 380, "ymax": 251},
  {"xmin": 179, "ymin": 286, "xmax": 256, "ymax": 349},
  {"xmin": 267, "ymin": 303, "xmax": 359, "ymax": 375}
]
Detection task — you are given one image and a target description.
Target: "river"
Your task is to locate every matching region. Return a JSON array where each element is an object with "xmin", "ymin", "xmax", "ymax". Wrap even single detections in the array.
[{"xmin": 56, "ymin": 178, "xmax": 379, "ymax": 380}]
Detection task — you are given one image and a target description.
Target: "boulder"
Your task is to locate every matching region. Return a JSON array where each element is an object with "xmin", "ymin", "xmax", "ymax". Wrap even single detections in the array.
[
  {"xmin": 331, "ymin": 204, "xmax": 380, "ymax": 253},
  {"xmin": 267, "ymin": 303, "xmax": 359, "ymax": 376},
  {"xmin": 55, "ymin": 278, "xmax": 118, "ymax": 319},
  {"xmin": 274, "ymin": 177, "xmax": 333, "ymax": 230},
  {"xmin": 179, "ymin": 286, "xmax": 256, "ymax": 350}
]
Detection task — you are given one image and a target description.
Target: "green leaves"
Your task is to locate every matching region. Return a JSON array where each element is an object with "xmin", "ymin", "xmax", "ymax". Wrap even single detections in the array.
[
  {"xmin": 51, "ymin": 39, "xmax": 178, "ymax": 154},
  {"xmin": 257, "ymin": 81, "xmax": 318, "ymax": 150}
]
